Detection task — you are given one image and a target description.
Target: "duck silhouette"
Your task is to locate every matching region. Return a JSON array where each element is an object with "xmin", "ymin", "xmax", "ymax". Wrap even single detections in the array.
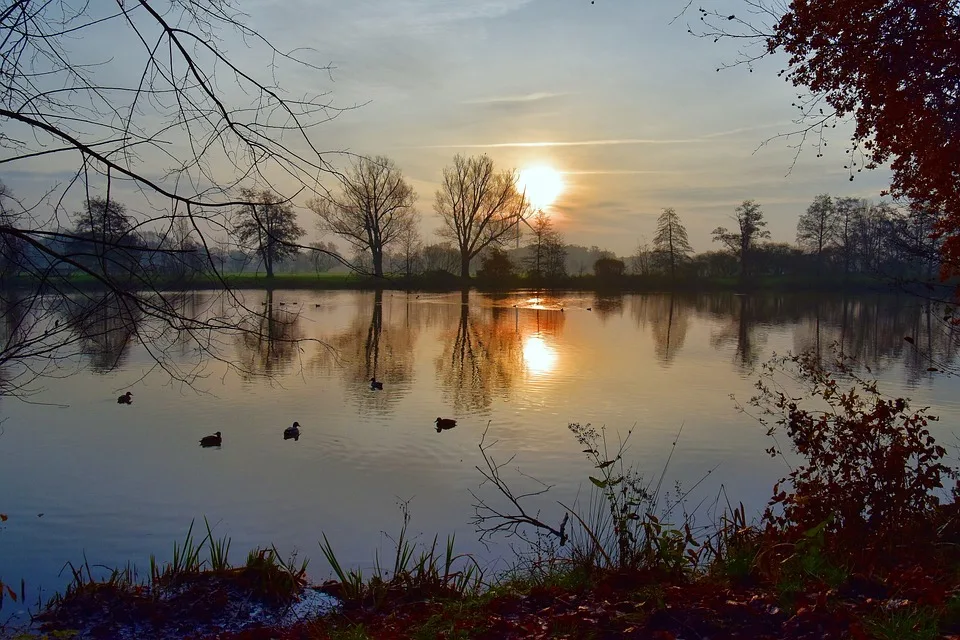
[
  {"xmin": 199, "ymin": 431, "xmax": 222, "ymax": 447},
  {"xmin": 283, "ymin": 421, "xmax": 301, "ymax": 441},
  {"xmin": 435, "ymin": 417, "xmax": 457, "ymax": 432},
  {"xmin": 370, "ymin": 378, "xmax": 384, "ymax": 391},
  {"xmin": 117, "ymin": 391, "xmax": 133, "ymax": 405}
]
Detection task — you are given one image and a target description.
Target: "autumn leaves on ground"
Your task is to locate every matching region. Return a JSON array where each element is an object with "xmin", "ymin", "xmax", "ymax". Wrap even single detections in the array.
[{"xmin": 19, "ymin": 349, "xmax": 960, "ymax": 639}]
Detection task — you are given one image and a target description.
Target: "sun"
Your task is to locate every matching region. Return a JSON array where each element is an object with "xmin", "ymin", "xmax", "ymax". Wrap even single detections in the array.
[{"xmin": 517, "ymin": 165, "xmax": 564, "ymax": 210}]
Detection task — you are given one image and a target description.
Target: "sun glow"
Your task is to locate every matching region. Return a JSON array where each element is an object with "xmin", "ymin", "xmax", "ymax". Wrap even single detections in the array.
[
  {"xmin": 522, "ymin": 334, "xmax": 558, "ymax": 377},
  {"xmin": 517, "ymin": 165, "xmax": 564, "ymax": 210}
]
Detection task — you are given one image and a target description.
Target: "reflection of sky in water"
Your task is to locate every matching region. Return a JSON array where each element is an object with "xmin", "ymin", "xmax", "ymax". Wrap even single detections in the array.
[{"xmin": 0, "ymin": 289, "xmax": 958, "ymax": 612}]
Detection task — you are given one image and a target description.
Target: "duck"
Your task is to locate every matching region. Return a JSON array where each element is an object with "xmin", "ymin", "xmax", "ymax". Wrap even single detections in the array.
[
  {"xmin": 283, "ymin": 421, "xmax": 301, "ymax": 440},
  {"xmin": 199, "ymin": 431, "xmax": 222, "ymax": 447},
  {"xmin": 117, "ymin": 391, "xmax": 133, "ymax": 405},
  {"xmin": 370, "ymin": 377, "xmax": 384, "ymax": 391},
  {"xmin": 435, "ymin": 417, "xmax": 457, "ymax": 432}
]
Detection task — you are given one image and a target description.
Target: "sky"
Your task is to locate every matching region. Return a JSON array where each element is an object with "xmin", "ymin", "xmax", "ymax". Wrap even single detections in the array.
[{"xmin": 4, "ymin": 0, "xmax": 895, "ymax": 257}]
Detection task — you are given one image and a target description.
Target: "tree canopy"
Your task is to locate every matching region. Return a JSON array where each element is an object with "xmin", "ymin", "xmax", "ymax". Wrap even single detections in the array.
[
  {"xmin": 435, "ymin": 155, "xmax": 529, "ymax": 279},
  {"xmin": 308, "ymin": 156, "xmax": 417, "ymax": 278}
]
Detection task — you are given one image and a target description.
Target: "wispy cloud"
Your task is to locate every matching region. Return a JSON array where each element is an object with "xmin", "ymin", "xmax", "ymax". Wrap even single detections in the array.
[
  {"xmin": 353, "ymin": 0, "xmax": 536, "ymax": 33},
  {"xmin": 562, "ymin": 169, "xmax": 681, "ymax": 176},
  {"xmin": 419, "ymin": 122, "xmax": 793, "ymax": 149},
  {"xmin": 463, "ymin": 92, "xmax": 566, "ymax": 105},
  {"xmin": 421, "ymin": 138, "xmax": 703, "ymax": 149}
]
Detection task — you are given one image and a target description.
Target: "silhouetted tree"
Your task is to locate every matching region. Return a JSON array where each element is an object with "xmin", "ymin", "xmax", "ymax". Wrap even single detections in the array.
[
  {"xmin": 652, "ymin": 207, "xmax": 693, "ymax": 279},
  {"xmin": 232, "ymin": 188, "xmax": 305, "ymax": 278},
  {"xmin": 435, "ymin": 154, "xmax": 529, "ymax": 279},
  {"xmin": 70, "ymin": 197, "xmax": 142, "ymax": 278},
  {"xmin": 797, "ymin": 194, "xmax": 838, "ymax": 276},
  {"xmin": 308, "ymin": 156, "xmax": 417, "ymax": 278},
  {"xmin": 477, "ymin": 247, "xmax": 515, "ymax": 283},
  {"xmin": 394, "ymin": 224, "xmax": 423, "ymax": 278},
  {"xmin": 309, "ymin": 241, "xmax": 340, "ymax": 275},
  {"xmin": 0, "ymin": 182, "xmax": 26, "ymax": 282},
  {"xmin": 712, "ymin": 200, "xmax": 771, "ymax": 281},
  {"xmin": 630, "ymin": 237, "xmax": 654, "ymax": 276},
  {"xmin": 422, "ymin": 243, "xmax": 461, "ymax": 274},
  {"xmin": 593, "ymin": 257, "xmax": 625, "ymax": 280},
  {"xmin": 522, "ymin": 210, "xmax": 565, "ymax": 281}
]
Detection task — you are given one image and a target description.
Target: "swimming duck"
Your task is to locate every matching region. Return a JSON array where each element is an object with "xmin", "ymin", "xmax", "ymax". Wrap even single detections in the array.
[
  {"xmin": 117, "ymin": 391, "xmax": 133, "ymax": 405},
  {"xmin": 199, "ymin": 431, "xmax": 222, "ymax": 447},
  {"xmin": 370, "ymin": 378, "xmax": 384, "ymax": 391},
  {"xmin": 435, "ymin": 417, "xmax": 457, "ymax": 432},
  {"xmin": 283, "ymin": 421, "xmax": 301, "ymax": 440}
]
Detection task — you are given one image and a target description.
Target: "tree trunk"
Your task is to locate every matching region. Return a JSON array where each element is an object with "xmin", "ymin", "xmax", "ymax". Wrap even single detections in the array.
[
  {"xmin": 264, "ymin": 249, "xmax": 274, "ymax": 278},
  {"xmin": 373, "ymin": 249, "xmax": 383, "ymax": 278},
  {"xmin": 460, "ymin": 254, "xmax": 471, "ymax": 279}
]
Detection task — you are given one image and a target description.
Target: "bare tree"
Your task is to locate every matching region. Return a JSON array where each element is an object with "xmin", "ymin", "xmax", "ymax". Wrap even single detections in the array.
[
  {"xmin": 310, "ymin": 241, "xmax": 341, "ymax": 275},
  {"xmin": 630, "ymin": 237, "xmax": 654, "ymax": 276},
  {"xmin": 652, "ymin": 207, "xmax": 693, "ymax": 279},
  {"xmin": 422, "ymin": 243, "xmax": 461, "ymax": 274},
  {"xmin": 796, "ymin": 194, "xmax": 839, "ymax": 276},
  {"xmin": 308, "ymin": 156, "xmax": 418, "ymax": 278},
  {"xmin": 394, "ymin": 222, "xmax": 423, "ymax": 278},
  {"xmin": 0, "ymin": 0, "xmax": 350, "ymax": 396},
  {"xmin": 522, "ymin": 210, "xmax": 564, "ymax": 280},
  {"xmin": 232, "ymin": 189, "xmax": 305, "ymax": 278},
  {"xmin": 435, "ymin": 155, "xmax": 529, "ymax": 279}
]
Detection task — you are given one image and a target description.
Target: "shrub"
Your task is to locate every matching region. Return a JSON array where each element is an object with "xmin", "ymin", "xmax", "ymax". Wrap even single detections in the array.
[{"xmin": 747, "ymin": 349, "xmax": 957, "ymax": 552}]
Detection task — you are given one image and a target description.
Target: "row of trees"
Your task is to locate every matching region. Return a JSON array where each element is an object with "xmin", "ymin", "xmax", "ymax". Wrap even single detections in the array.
[
  {"xmin": 624, "ymin": 196, "xmax": 939, "ymax": 284},
  {"xmin": 228, "ymin": 154, "xmax": 533, "ymax": 280},
  {"xmin": 30, "ymin": 181, "xmax": 939, "ymax": 291}
]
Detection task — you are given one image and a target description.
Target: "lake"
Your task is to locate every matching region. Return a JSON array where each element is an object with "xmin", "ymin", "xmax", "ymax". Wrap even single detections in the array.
[{"xmin": 1, "ymin": 289, "xmax": 958, "ymax": 612}]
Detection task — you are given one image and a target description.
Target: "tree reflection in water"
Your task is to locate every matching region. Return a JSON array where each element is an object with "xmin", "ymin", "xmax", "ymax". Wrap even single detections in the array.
[
  {"xmin": 235, "ymin": 290, "xmax": 304, "ymax": 379},
  {"xmin": 628, "ymin": 293, "xmax": 691, "ymax": 365},
  {"xmin": 312, "ymin": 290, "xmax": 418, "ymax": 414},
  {"xmin": 61, "ymin": 292, "xmax": 144, "ymax": 373},
  {"xmin": 435, "ymin": 291, "xmax": 565, "ymax": 413}
]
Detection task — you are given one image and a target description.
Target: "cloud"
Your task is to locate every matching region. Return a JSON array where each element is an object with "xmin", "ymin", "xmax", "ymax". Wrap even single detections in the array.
[
  {"xmin": 417, "ymin": 124, "xmax": 791, "ymax": 149},
  {"xmin": 562, "ymin": 170, "xmax": 682, "ymax": 176},
  {"xmin": 421, "ymin": 138, "xmax": 703, "ymax": 149},
  {"xmin": 346, "ymin": 0, "xmax": 536, "ymax": 34},
  {"xmin": 463, "ymin": 92, "xmax": 567, "ymax": 105}
]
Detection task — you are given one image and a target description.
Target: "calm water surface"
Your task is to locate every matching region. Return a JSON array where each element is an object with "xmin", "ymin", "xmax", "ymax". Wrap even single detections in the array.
[{"xmin": 1, "ymin": 289, "xmax": 959, "ymax": 608}]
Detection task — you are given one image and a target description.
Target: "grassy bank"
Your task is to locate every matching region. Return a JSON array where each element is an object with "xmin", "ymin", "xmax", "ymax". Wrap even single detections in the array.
[{"xmin": 9, "ymin": 350, "xmax": 960, "ymax": 639}]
